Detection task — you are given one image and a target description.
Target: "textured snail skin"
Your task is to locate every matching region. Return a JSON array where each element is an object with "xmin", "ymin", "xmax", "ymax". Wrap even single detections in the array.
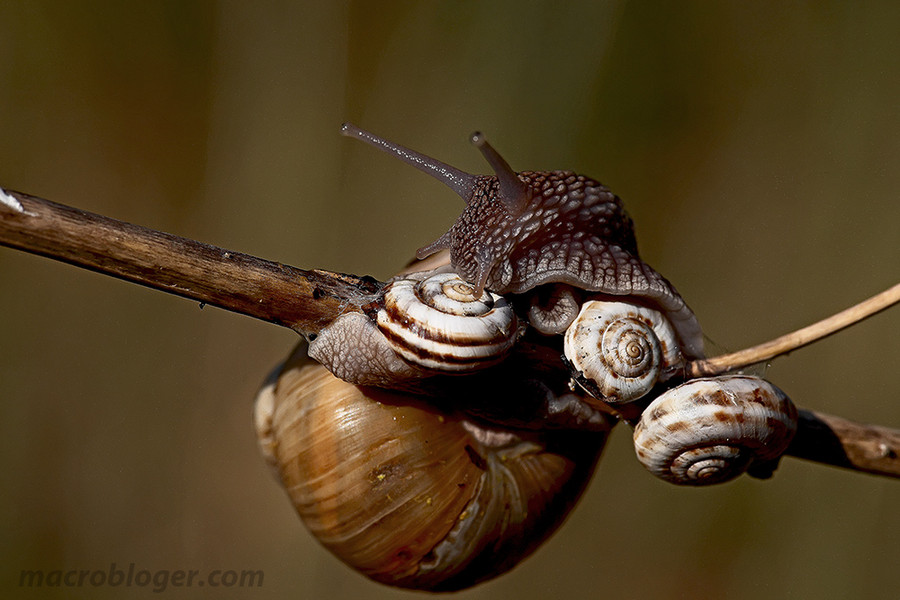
[
  {"xmin": 341, "ymin": 123, "xmax": 704, "ymax": 359},
  {"xmin": 633, "ymin": 376, "xmax": 799, "ymax": 486},
  {"xmin": 525, "ymin": 283, "xmax": 583, "ymax": 335},
  {"xmin": 307, "ymin": 311, "xmax": 425, "ymax": 388},
  {"xmin": 419, "ymin": 171, "xmax": 638, "ymax": 292},
  {"xmin": 255, "ymin": 343, "xmax": 609, "ymax": 591}
]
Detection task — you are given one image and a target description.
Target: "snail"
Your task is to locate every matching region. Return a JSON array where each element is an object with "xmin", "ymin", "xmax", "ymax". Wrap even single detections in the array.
[
  {"xmin": 307, "ymin": 269, "xmax": 521, "ymax": 388},
  {"xmin": 340, "ymin": 123, "xmax": 704, "ymax": 358},
  {"xmin": 307, "ymin": 125, "xmax": 706, "ymax": 397},
  {"xmin": 563, "ymin": 299, "xmax": 685, "ymax": 405},
  {"xmin": 255, "ymin": 342, "xmax": 611, "ymax": 591},
  {"xmin": 632, "ymin": 375, "xmax": 799, "ymax": 486}
]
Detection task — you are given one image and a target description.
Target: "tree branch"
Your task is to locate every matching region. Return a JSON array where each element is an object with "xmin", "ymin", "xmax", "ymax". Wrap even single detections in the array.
[
  {"xmin": 1, "ymin": 187, "xmax": 898, "ymax": 480},
  {"xmin": 0, "ymin": 188, "xmax": 379, "ymax": 337},
  {"xmin": 788, "ymin": 410, "xmax": 900, "ymax": 477}
]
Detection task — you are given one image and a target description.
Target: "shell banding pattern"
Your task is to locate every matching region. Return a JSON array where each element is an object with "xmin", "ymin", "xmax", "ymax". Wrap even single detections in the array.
[
  {"xmin": 376, "ymin": 272, "xmax": 519, "ymax": 372},
  {"xmin": 563, "ymin": 299, "xmax": 684, "ymax": 405},
  {"xmin": 633, "ymin": 376, "xmax": 799, "ymax": 486}
]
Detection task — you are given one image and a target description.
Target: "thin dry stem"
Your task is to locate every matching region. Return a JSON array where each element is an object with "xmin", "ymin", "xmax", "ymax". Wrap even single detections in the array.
[{"xmin": 686, "ymin": 283, "xmax": 900, "ymax": 378}]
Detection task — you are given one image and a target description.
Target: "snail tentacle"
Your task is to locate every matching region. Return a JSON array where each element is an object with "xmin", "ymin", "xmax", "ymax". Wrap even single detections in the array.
[{"xmin": 341, "ymin": 124, "xmax": 705, "ymax": 359}]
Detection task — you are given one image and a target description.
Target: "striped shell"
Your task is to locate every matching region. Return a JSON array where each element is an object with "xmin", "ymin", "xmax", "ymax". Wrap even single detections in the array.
[
  {"xmin": 633, "ymin": 376, "xmax": 799, "ymax": 486},
  {"xmin": 377, "ymin": 272, "xmax": 518, "ymax": 372},
  {"xmin": 563, "ymin": 300, "xmax": 683, "ymax": 404}
]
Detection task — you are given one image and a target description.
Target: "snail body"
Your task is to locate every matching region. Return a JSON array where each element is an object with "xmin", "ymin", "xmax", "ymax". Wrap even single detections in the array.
[
  {"xmin": 312, "ymin": 124, "xmax": 709, "ymax": 393},
  {"xmin": 341, "ymin": 123, "xmax": 704, "ymax": 359},
  {"xmin": 633, "ymin": 375, "xmax": 798, "ymax": 485},
  {"xmin": 255, "ymin": 344, "xmax": 609, "ymax": 591}
]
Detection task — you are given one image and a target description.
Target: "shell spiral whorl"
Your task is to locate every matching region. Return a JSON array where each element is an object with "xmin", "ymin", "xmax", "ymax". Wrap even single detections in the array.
[
  {"xmin": 376, "ymin": 272, "xmax": 518, "ymax": 372},
  {"xmin": 633, "ymin": 376, "xmax": 799, "ymax": 486},
  {"xmin": 563, "ymin": 300, "xmax": 683, "ymax": 404},
  {"xmin": 601, "ymin": 317, "xmax": 659, "ymax": 378}
]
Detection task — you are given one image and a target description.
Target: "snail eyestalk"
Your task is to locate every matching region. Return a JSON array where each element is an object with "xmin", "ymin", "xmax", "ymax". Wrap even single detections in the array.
[
  {"xmin": 341, "ymin": 122, "xmax": 479, "ymax": 202},
  {"xmin": 470, "ymin": 131, "xmax": 528, "ymax": 213}
]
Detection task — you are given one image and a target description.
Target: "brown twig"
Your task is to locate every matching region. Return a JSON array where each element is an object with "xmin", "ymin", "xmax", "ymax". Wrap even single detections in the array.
[
  {"xmin": 687, "ymin": 283, "xmax": 900, "ymax": 377},
  {"xmin": 0, "ymin": 189, "xmax": 380, "ymax": 337},
  {"xmin": 1, "ymin": 187, "xmax": 899, "ymax": 479},
  {"xmin": 788, "ymin": 410, "xmax": 900, "ymax": 477}
]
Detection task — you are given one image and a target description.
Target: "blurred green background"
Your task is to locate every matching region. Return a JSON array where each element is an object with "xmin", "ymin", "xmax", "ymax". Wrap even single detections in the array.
[{"xmin": 1, "ymin": 2, "xmax": 898, "ymax": 599}]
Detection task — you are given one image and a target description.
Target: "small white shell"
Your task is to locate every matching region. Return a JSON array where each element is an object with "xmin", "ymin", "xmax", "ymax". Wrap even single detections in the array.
[
  {"xmin": 633, "ymin": 375, "xmax": 799, "ymax": 486},
  {"xmin": 377, "ymin": 272, "xmax": 518, "ymax": 372},
  {"xmin": 563, "ymin": 300, "xmax": 683, "ymax": 404}
]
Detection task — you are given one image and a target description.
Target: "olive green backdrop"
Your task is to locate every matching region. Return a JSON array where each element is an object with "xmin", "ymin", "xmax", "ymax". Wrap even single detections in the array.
[{"xmin": 1, "ymin": 3, "xmax": 898, "ymax": 599}]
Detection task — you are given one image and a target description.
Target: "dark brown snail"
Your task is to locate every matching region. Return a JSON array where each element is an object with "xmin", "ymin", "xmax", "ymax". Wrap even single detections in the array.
[
  {"xmin": 309, "ymin": 125, "xmax": 704, "ymax": 394},
  {"xmin": 340, "ymin": 123, "xmax": 704, "ymax": 359}
]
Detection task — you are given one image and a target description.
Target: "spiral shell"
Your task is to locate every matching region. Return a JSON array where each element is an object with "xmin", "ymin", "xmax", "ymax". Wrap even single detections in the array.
[
  {"xmin": 255, "ymin": 343, "xmax": 608, "ymax": 591},
  {"xmin": 377, "ymin": 272, "xmax": 518, "ymax": 372},
  {"xmin": 563, "ymin": 300, "xmax": 683, "ymax": 404},
  {"xmin": 633, "ymin": 375, "xmax": 798, "ymax": 486}
]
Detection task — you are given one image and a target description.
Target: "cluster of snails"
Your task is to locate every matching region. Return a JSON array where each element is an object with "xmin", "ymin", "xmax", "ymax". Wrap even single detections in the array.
[{"xmin": 254, "ymin": 125, "xmax": 799, "ymax": 591}]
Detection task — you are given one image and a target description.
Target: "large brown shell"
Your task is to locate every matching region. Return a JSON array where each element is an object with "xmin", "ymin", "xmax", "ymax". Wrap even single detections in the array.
[{"xmin": 255, "ymin": 343, "xmax": 609, "ymax": 591}]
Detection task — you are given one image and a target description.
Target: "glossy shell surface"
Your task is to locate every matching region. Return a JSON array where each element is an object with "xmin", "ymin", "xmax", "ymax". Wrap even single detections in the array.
[
  {"xmin": 633, "ymin": 376, "xmax": 798, "ymax": 486},
  {"xmin": 255, "ymin": 344, "xmax": 609, "ymax": 591}
]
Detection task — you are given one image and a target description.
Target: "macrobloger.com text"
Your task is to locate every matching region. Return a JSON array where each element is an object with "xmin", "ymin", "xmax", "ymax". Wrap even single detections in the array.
[{"xmin": 19, "ymin": 563, "xmax": 264, "ymax": 593}]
